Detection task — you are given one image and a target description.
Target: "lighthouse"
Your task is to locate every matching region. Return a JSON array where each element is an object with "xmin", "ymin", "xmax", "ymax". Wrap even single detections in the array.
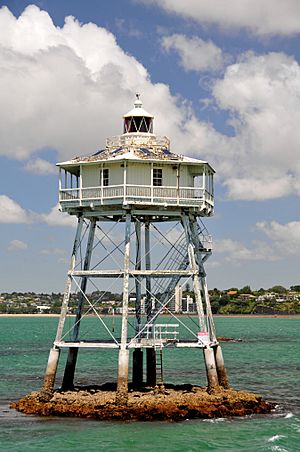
[{"xmin": 41, "ymin": 95, "xmax": 228, "ymax": 404}]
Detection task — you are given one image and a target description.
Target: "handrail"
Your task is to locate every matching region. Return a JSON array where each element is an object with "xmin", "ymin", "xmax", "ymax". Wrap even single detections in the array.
[
  {"xmin": 60, "ymin": 184, "xmax": 205, "ymax": 191},
  {"xmin": 59, "ymin": 184, "xmax": 214, "ymax": 207},
  {"xmin": 143, "ymin": 323, "xmax": 179, "ymax": 340}
]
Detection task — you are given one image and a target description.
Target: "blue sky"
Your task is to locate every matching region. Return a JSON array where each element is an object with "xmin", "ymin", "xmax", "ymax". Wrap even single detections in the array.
[{"xmin": 1, "ymin": 0, "xmax": 300, "ymax": 291}]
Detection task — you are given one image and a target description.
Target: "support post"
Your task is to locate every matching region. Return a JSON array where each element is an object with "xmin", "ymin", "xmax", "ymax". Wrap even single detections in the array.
[
  {"xmin": 145, "ymin": 220, "xmax": 151, "ymax": 322},
  {"xmin": 132, "ymin": 221, "xmax": 143, "ymax": 387},
  {"xmin": 146, "ymin": 348, "xmax": 156, "ymax": 387},
  {"xmin": 62, "ymin": 218, "xmax": 96, "ymax": 390},
  {"xmin": 189, "ymin": 216, "xmax": 217, "ymax": 342},
  {"xmin": 40, "ymin": 347, "xmax": 60, "ymax": 400},
  {"xmin": 214, "ymin": 344, "xmax": 229, "ymax": 388},
  {"xmin": 132, "ymin": 349, "xmax": 143, "ymax": 388},
  {"xmin": 145, "ymin": 220, "xmax": 156, "ymax": 386},
  {"xmin": 134, "ymin": 220, "xmax": 142, "ymax": 333},
  {"xmin": 201, "ymin": 278, "xmax": 217, "ymax": 342},
  {"xmin": 182, "ymin": 213, "xmax": 219, "ymax": 390},
  {"xmin": 59, "ymin": 168, "xmax": 62, "ymax": 200},
  {"xmin": 182, "ymin": 214, "xmax": 206, "ymax": 332},
  {"xmin": 123, "ymin": 160, "xmax": 127, "ymax": 203},
  {"xmin": 41, "ymin": 216, "xmax": 84, "ymax": 398},
  {"xmin": 203, "ymin": 346, "xmax": 219, "ymax": 392},
  {"xmin": 79, "ymin": 164, "xmax": 82, "ymax": 206},
  {"xmin": 116, "ymin": 213, "xmax": 131, "ymax": 405}
]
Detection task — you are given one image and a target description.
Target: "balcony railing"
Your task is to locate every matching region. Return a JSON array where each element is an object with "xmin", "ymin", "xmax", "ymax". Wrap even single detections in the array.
[
  {"xmin": 106, "ymin": 134, "xmax": 170, "ymax": 149},
  {"xmin": 59, "ymin": 184, "xmax": 214, "ymax": 209}
]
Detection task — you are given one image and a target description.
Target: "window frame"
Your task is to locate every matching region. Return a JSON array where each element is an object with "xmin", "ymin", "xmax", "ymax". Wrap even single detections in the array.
[
  {"xmin": 153, "ymin": 168, "xmax": 162, "ymax": 187},
  {"xmin": 103, "ymin": 168, "xmax": 109, "ymax": 187}
]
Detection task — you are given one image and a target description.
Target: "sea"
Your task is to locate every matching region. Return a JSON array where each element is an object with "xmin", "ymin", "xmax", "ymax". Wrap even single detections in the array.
[{"xmin": 0, "ymin": 316, "xmax": 299, "ymax": 451}]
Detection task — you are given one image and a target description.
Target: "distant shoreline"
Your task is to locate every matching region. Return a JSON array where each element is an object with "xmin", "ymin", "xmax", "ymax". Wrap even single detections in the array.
[
  {"xmin": 0, "ymin": 313, "xmax": 62, "ymax": 317},
  {"xmin": 0, "ymin": 313, "xmax": 300, "ymax": 318}
]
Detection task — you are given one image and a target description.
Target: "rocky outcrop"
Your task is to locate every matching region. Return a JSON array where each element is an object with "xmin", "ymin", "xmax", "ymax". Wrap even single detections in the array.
[{"xmin": 11, "ymin": 384, "xmax": 274, "ymax": 421}]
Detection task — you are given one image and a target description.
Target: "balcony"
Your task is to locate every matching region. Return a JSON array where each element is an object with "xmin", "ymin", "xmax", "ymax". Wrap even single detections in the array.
[{"xmin": 59, "ymin": 184, "xmax": 214, "ymax": 214}]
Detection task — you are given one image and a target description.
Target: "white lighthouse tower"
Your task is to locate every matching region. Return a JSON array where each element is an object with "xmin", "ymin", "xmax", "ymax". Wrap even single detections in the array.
[{"xmin": 41, "ymin": 95, "xmax": 228, "ymax": 404}]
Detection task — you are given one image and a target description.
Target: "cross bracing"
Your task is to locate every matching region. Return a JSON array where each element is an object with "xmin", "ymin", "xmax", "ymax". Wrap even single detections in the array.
[
  {"xmin": 51, "ymin": 214, "xmax": 215, "ymax": 351},
  {"xmin": 41, "ymin": 211, "xmax": 227, "ymax": 402}
]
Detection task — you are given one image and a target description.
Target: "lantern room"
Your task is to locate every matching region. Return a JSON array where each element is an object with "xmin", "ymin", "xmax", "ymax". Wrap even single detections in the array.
[
  {"xmin": 57, "ymin": 96, "xmax": 214, "ymax": 216},
  {"xmin": 123, "ymin": 94, "xmax": 154, "ymax": 134}
]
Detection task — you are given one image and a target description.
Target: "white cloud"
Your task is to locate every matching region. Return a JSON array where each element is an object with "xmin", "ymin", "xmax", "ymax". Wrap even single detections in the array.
[
  {"xmin": 0, "ymin": 196, "xmax": 77, "ymax": 227},
  {"xmin": 40, "ymin": 203, "xmax": 76, "ymax": 227},
  {"xmin": 161, "ymin": 34, "xmax": 224, "ymax": 72},
  {"xmin": 214, "ymin": 238, "xmax": 277, "ymax": 262},
  {"xmin": 7, "ymin": 239, "xmax": 28, "ymax": 251},
  {"xmin": 0, "ymin": 4, "xmax": 204, "ymax": 161},
  {"xmin": 213, "ymin": 219, "xmax": 300, "ymax": 264},
  {"xmin": 209, "ymin": 52, "xmax": 300, "ymax": 200},
  {"xmin": 256, "ymin": 220, "xmax": 300, "ymax": 256},
  {"xmin": 2, "ymin": 6, "xmax": 300, "ymax": 202},
  {"xmin": 138, "ymin": 0, "xmax": 300, "ymax": 36},
  {"xmin": 0, "ymin": 195, "xmax": 32, "ymax": 224},
  {"xmin": 224, "ymin": 177, "xmax": 293, "ymax": 201},
  {"xmin": 24, "ymin": 158, "xmax": 56, "ymax": 174}
]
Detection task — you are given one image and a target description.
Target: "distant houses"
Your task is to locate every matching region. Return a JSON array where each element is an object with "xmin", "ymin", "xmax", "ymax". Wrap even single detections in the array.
[
  {"xmin": 0, "ymin": 286, "xmax": 299, "ymax": 315},
  {"xmin": 36, "ymin": 305, "xmax": 51, "ymax": 314}
]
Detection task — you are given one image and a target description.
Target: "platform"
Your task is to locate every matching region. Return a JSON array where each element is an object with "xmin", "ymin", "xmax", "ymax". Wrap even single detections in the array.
[{"xmin": 54, "ymin": 339, "xmax": 218, "ymax": 349}]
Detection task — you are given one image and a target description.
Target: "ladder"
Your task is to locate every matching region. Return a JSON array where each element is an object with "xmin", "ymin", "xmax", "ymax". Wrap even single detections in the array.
[{"xmin": 155, "ymin": 346, "xmax": 163, "ymax": 387}]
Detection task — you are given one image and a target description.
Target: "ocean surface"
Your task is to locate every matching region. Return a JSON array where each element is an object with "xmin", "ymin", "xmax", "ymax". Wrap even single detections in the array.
[{"xmin": 0, "ymin": 316, "xmax": 299, "ymax": 451}]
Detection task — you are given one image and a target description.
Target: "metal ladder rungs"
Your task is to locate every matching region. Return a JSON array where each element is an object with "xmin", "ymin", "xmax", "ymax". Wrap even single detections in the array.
[{"xmin": 155, "ymin": 347, "xmax": 163, "ymax": 385}]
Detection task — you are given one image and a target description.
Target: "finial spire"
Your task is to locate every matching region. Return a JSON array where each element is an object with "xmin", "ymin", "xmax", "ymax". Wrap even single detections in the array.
[{"xmin": 134, "ymin": 93, "xmax": 143, "ymax": 108}]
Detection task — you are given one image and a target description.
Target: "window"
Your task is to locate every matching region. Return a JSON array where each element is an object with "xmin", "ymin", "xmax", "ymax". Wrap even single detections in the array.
[
  {"xmin": 103, "ymin": 168, "xmax": 109, "ymax": 186},
  {"xmin": 153, "ymin": 168, "xmax": 162, "ymax": 186},
  {"xmin": 123, "ymin": 116, "xmax": 153, "ymax": 133}
]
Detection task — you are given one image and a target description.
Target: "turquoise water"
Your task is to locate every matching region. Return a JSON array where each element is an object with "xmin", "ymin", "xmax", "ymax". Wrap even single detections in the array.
[{"xmin": 0, "ymin": 316, "xmax": 300, "ymax": 451}]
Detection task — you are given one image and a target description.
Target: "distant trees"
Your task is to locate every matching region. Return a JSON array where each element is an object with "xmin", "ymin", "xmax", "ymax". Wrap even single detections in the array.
[
  {"xmin": 270, "ymin": 285, "xmax": 287, "ymax": 294},
  {"xmin": 239, "ymin": 285, "xmax": 252, "ymax": 294},
  {"xmin": 290, "ymin": 285, "xmax": 300, "ymax": 292},
  {"xmin": 210, "ymin": 294, "xmax": 229, "ymax": 313}
]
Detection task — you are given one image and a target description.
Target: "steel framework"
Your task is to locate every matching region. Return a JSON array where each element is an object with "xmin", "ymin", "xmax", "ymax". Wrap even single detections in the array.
[{"xmin": 41, "ymin": 209, "xmax": 228, "ymax": 404}]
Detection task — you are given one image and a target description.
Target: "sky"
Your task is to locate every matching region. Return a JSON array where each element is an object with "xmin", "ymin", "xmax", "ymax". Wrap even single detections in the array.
[{"xmin": 1, "ymin": 0, "xmax": 300, "ymax": 292}]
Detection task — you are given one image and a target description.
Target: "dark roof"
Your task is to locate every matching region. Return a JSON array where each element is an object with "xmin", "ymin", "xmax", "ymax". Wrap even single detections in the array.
[{"xmin": 68, "ymin": 146, "xmax": 181, "ymax": 163}]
